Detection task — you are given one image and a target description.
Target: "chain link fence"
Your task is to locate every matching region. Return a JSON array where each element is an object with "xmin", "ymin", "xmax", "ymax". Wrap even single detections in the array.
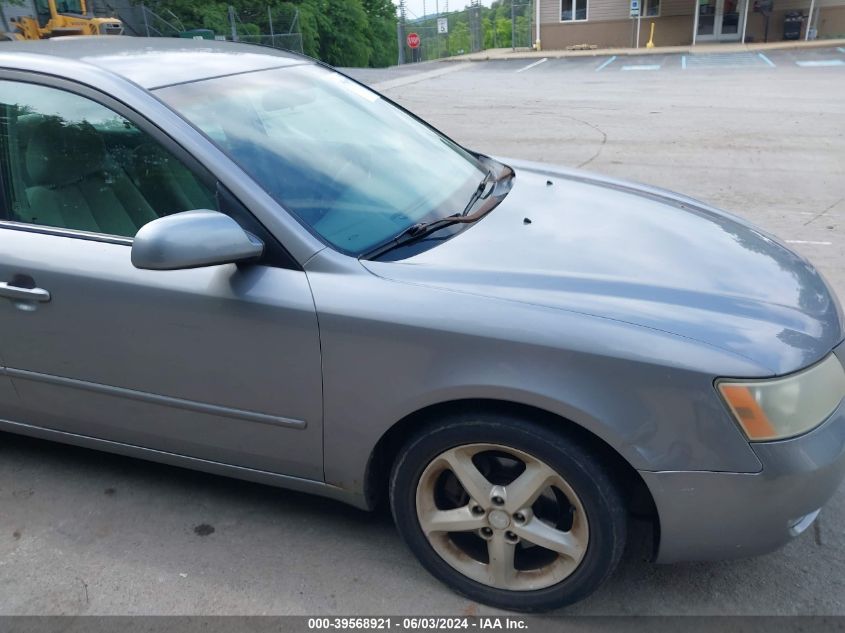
[
  {"xmin": 103, "ymin": 2, "xmax": 304, "ymax": 55},
  {"xmin": 510, "ymin": 0, "xmax": 534, "ymax": 49},
  {"xmin": 399, "ymin": 0, "xmax": 534, "ymax": 64},
  {"xmin": 104, "ymin": 0, "xmax": 530, "ymax": 65}
]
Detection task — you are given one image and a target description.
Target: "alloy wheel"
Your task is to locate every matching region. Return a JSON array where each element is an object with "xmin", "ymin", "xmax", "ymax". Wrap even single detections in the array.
[{"xmin": 415, "ymin": 443, "xmax": 589, "ymax": 591}]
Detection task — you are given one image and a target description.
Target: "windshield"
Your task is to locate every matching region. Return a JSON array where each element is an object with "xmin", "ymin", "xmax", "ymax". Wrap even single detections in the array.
[{"xmin": 156, "ymin": 64, "xmax": 486, "ymax": 255}]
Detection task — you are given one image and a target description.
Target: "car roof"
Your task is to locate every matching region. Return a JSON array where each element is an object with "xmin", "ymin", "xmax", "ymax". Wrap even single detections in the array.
[{"xmin": 0, "ymin": 37, "xmax": 309, "ymax": 89}]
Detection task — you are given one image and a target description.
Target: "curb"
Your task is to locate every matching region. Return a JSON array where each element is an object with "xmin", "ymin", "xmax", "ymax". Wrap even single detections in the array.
[{"xmin": 441, "ymin": 38, "xmax": 845, "ymax": 62}]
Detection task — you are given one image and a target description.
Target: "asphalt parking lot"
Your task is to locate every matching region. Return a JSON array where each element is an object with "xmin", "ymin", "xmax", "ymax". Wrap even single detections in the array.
[{"xmin": 2, "ymin": 46, "xmax": 844, "ymax": 616}]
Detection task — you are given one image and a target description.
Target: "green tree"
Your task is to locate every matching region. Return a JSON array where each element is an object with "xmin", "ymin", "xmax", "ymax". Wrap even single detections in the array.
[
  {"xmin": 362, "ymin": 0, "xmax": 398, "ymax": 67},
  {"xmin": 496, "ymin": 16, "xmax": 510, "ymax": 46},
  {"xmin": 311, "ymin": 0, "xmax": 370, "ymax": 66},
  {"xmin": 448, "ymin": 20, "xmax": 470, "ymax": 55}
]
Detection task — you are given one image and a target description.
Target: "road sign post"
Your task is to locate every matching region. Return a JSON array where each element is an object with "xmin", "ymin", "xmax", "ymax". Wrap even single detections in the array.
[{"xmin": 630, "ymin": 0, "xmax": 641, "ymax": 48}]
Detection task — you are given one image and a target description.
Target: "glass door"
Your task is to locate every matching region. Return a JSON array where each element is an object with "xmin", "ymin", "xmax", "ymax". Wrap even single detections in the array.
[
  {"xmin": 697, "ymin": 0, "xmax": 717, "ymax": 37},
  {"xmin": 696, "ymin": 0, "xmax": 745, "ymax": 41},
  {"xmin": 721, "ymin": 0, "xmax": 741, "ymax": 36}
]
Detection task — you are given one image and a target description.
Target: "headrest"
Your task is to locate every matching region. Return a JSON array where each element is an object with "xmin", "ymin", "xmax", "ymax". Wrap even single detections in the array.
[{"xmin": 25, "ymin": 117, "xmax": 106, "ymax": 188}]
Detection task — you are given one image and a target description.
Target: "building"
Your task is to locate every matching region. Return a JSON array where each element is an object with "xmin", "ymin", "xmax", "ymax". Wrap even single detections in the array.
[{"xmin": 536, "ymin": 0, "xmax": 845, "ymax": 48}]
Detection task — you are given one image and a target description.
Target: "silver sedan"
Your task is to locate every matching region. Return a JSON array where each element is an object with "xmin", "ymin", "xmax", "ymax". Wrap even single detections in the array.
[{"xmin": 0, "ymin": 38, "xmax": 843, "ymax": 612}]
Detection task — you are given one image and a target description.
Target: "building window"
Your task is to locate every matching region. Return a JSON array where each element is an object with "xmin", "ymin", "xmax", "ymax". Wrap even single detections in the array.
[
  {"xmin": 640, "ymin": 0, "xmax": 660, "ymax": 16},
  {"xmin": 561, "ymin": 0, "xmax": 588, "ymax": 21}
]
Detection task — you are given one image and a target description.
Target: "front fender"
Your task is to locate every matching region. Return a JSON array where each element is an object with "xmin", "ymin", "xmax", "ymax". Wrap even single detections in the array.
[{"xmin": 305, "ymin": 251, "xmax": 765, "ymax": 500}]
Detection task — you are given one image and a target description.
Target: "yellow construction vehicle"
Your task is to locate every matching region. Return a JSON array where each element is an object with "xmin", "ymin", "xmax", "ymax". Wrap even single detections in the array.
[{"xmin": 4, "ymin": 0, "xmax": 123, "ymax": 40}]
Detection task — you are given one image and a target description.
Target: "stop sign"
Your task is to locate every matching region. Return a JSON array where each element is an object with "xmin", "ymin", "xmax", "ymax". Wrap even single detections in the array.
[{"xmin": 407, "ymin": 32, "xmax": 420, "ymax": 49}]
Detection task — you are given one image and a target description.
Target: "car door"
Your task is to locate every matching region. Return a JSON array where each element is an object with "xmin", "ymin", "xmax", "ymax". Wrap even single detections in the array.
[{"xmin": 0, "ymin": 77, "xmax": 324, "ymax": 481}]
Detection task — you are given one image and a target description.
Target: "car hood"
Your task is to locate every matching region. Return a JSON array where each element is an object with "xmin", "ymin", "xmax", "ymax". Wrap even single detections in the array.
[{"xmin": 362, "ymin": 162, "xmax": 843, "ymax": 375}]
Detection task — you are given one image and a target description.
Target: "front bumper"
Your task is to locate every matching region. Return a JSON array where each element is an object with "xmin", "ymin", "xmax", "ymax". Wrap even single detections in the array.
[{"xmin": 641, "ymin": 395, "xmax": 845, "ymax": 563}]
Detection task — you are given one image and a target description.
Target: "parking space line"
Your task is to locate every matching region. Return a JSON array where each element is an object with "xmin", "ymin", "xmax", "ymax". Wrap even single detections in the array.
[
  {"xmin": 621, "ymin": 64, "xmax": 661, "ymax": 71},
  {"xmin": 516, "ymin": 57, "xmax": 548, "ymax": 73},
  {"xmin": 681, "ymin": 55, "xmax": 687, "ymax": 69},
  {"xmin": 796, "ymin": 59, "xmax": 845, "ymax": 67},
  {"xmin": 838, "ymin": 47, "xmax": 845, "ymax": 53},
  {"xmin": 595, "ymin": 56, "xmax": 617, "ymax": 72},
  {"xmin": 758, "ymin": 53, "xmax": 776, "ymax": 67},
  {"xmin": 786, "ymin": 240, "xmax": 832, "ymax": 245},
  {"xmin": 372, "ymin": 63, "xmax": 471, "ymax": 90}
]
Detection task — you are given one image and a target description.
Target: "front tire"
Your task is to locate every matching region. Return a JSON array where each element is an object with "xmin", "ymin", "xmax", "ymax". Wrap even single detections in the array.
[{"xmin": 389, "ymin": 413, "xmax": 627, "ymax": 612}]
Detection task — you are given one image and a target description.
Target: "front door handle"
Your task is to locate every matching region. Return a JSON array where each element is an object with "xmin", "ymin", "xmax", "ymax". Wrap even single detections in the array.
[{"xmin": 0, "ymin": 282, "xmax": 51, "ymax": 303}]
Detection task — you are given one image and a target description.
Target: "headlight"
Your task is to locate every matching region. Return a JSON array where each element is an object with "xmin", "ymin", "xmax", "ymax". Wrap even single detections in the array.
[{"xmin": 718, "ymin": 354, "xmax": 845, "ymax": 441}]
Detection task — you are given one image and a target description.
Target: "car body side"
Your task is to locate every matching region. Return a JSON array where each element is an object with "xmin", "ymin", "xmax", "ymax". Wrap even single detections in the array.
[{"xmin": 0, "ymin": 46, "xmax": 844, "ymax": 565}]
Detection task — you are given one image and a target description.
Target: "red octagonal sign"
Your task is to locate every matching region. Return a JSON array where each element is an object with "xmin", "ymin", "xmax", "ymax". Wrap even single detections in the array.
[{"xmin": 407, "ymin": 32, "xmax": 420, "ymax": 48}]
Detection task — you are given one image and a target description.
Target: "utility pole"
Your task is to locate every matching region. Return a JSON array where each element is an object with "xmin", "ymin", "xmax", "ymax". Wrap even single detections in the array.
[
  {"xmin": 445, "ymin": 0, "xmax": 450, "ymax": 56},
  {"xmin": 228, "ymin": 5, "xmax": 238, "ymax": 41},
  {"xmin": 397, "ymin": 0, "xmax": 406, "ymax": 65},
  {"xmin": 470, "ymin": 0, "xmax": 480, "ymax": 53},
  {"xmin": 422, "ymin": 0, "xmax": 427, "ymax": 60},
  {"xmin": 511, "ymin": 0, "xmax": 516, "ymax": 50},
  {"xmin": 142, "ymin": 1, "xmax": 150, "ymax": 37},
  {"xmin": 435, "ymin": 0, "xmax": 439, "ymax": 59}
]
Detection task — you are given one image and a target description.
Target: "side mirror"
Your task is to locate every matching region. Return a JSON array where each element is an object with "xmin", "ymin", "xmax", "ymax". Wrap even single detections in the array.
[{"xmin": 131, "ymin": 210, "xmax": 264, "ymax": 271}]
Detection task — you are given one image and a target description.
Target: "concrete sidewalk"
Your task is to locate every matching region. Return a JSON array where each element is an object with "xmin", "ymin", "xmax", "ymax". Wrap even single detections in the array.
[{"xmin": 448, "ymin": 37, "xmax": 845, "ymax": 61}]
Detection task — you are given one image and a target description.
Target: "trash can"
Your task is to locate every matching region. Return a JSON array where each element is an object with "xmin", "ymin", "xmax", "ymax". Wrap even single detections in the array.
[{"xmin": 783, "ymin": 12, "xmax": 803, "ymax": 40}]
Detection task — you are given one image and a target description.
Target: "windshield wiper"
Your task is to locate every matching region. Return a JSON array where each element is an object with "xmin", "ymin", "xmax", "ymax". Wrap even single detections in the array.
[
  {"xmin": 461, "ymin": 169, "xmax": 496, "ymax": 216},
  {"xmin": 361, "ymin": 168, "xmax": 505, "ymax": 261},
  {"xmin": 361, "ymin": 212, "xmax": 484, "ymax": 261}
]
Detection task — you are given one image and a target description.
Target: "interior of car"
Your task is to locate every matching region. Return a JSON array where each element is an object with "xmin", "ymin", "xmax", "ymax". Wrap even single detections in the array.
[{"xmin": 0, "ymin": 104, "xmax": 216, "ymax": 238}]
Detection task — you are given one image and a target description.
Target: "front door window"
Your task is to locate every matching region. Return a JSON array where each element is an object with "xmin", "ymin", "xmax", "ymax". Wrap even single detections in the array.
[{"xmin": 0, "ymin": 81, "xmax": 216, "ymax": 238}]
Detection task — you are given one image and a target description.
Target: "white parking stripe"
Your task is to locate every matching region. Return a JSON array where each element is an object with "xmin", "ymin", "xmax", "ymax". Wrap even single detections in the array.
[
  {"xmin": 595, "ymin": 56, "xmax": 617, "ymax": 72},
  {"xmin": 796, "ymin": 59, "xmax": 845, "ymax": 67},
  {"xmin": 681, "ymin": 55, "xmax": 687, "ymax": 69},
  {"xmin": 758, "ymin": 53, "xmax": 776, "ymax": 67},
  {"xmin": 621, "ymin": 64, "xmax": 661, "ymax": 71},
  {"xmin": 786, "ymin": 240, "xmax": 833, "ymax": 245},
  {"xmin": 373, "ymin": 63, "xmax": 471, "ymax": 90},
  {"xmin": 516, "ymin": 57, "xmax": 549, "ymax": 73},
  {"xmin": 838, "ymin": 47, "xmax": 845, "ymax": 53}
]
